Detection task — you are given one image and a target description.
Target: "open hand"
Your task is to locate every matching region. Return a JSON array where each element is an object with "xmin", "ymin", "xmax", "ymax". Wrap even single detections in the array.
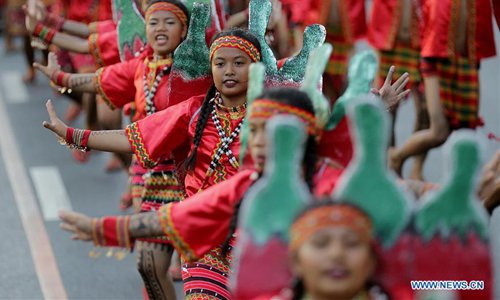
[
  {"xmin": 33, "ymin": 52, "xmax": 61, "ymax": 78},
  {"xmin": 59, "ymin": 210, "xmax": 92, "ymax": 241},
  {"xmin": 371, "ymin": 66, "xmax": 411, "ymax": 111},
  {"xmin": 42, "ymin": 100, "xmax": 67, "ymax": 138}
]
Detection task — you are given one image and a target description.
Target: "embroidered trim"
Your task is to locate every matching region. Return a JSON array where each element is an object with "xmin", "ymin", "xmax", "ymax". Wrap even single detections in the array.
[
  {"xmin": 88, "ymin": 33, "xmax": 104, "ymax": 69},
  {"xmin": 210, "ymin": 36, "xmax": 261, "ymax": 62},
  {"xmin": 145, "ymin": 2, "xmax": 188, "ymax": 27},
  {"xmin": 158, "ymin": 204, "xmax": 198, "ymax": 262},
  {"xmin": 94, "ymin": 68, "xmax": 116, "ymax": 110},
  {"xmin": 249, "ymin": 99, "xmax": 317, "ymax": 135},
  {"xmin": 126, "ymin": 123, "xmax": 157, "ymax": 169}
]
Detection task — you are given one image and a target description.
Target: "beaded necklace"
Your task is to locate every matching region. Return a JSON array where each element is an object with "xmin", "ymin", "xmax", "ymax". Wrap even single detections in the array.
[
  {"xmin": 206, "ymin": 94, "xmax": 245, "ymax": 176},
  {"xmin": 143, "ymin": 57, "xmax": 172, "ymax": 115}
]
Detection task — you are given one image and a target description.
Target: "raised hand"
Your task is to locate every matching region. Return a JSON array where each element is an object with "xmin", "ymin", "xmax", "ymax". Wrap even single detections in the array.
[
  {"xmin": 33, "ymin": 52, "xmax": 61, "ymax": 78},
  {"xmin": 42, "ymin": 100, "xmax": 68, "ymax": 139},
  {"xmin": 59, "ymin": 210, "xmax": 92, "ymax": 241},
  {"xmin": 371, "ymin": 66, "xmax": 411, "ymax": 111}
]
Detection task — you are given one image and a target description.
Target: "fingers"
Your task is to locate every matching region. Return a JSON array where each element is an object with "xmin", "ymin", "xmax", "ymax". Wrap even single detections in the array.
[
  {"xmin": 384, "ymin": 65, "xmax": 395, "ymax": 86},
  {"xmin": 45, "ymin": 99, "xmax": 58, "ymax": 120},
  {"xmin": 394, "ymin": 74, "xmax": 410, "ymax": 94},
  {"xmin": 396, "ymin": 89, "xmax": 411, "ymax": 101},
  {"xmin": 370, "ymin": 88, "xmax": 381, "ymax": 96}
]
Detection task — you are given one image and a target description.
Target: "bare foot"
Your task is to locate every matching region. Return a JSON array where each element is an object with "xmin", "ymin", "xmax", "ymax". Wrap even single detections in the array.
[
  {"xmin": 119, "ymin": 192, "xmax": 133, "ymax": 211},
  {"xmin": 388, "ymin": 147, "xmax": 403, "ymax": 177},
  {"xmin": 409, "ymin": 167, "xmax": 425, "ymax": 181}
]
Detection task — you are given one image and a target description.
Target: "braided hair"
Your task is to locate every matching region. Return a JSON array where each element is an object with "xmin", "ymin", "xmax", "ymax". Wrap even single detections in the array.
[
  {"xmin": 220, "ymin": 87, "xmax": 319, "ymax": 259},
  {"xmin": 184, "ymin": 28, "xmax": 261, "ymax": 171}
]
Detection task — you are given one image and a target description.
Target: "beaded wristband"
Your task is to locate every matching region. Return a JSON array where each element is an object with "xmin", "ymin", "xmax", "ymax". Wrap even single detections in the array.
[
  {"xmin": 50, "ymin": 70, "xmax": 71, "ymax": 88},
  {"xmin": 91, "ymin": 216, "xmax": 133, "ymax": 250},
  {"xmin": 44, "ymin": 14, "xmax": 65, "ymax": 31},
  {"xmin": 33, "ymin": 22, "xmax": 56, "ymax": 44},
  {"xmin": 63, "ymin": 127, "xmax": 91, "ymax": 152}
]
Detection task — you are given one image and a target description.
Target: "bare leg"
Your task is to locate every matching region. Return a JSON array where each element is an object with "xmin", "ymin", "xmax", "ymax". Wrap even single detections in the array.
[
  {"xmin": 23, "ymin": 35, "xmax": 36, "ymax": 83},
  {"xmin": 389, "ymin": 75, "xmax": 450, "ymax": 176},
  {"xmin": 408, "ymin": 87, "xmax": 430, "ymax": 181},
  {"xmin": 136, "ymin": 241, "xmax": 177, "ymax": 300}
]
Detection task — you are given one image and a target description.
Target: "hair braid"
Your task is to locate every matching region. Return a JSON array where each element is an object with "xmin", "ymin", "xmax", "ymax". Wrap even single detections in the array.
[{"xmin": 184, "ymin": 85, "xmax": 217, "ymax": 171}]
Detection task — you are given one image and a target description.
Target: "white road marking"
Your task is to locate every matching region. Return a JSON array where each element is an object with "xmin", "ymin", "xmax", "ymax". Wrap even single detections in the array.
[
  {"xmin": 30, "ymin": 166, "xmax": 73, "ymax": 221},
  {"xmin": 1, "ymin": 71, "xmax": 29, "ymax": 103},
  {"xmin": 0, "ymin": 88, "xmax": 67, "ymax": 298}
]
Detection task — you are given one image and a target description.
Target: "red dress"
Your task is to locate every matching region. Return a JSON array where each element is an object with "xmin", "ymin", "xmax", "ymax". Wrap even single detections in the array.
[
  {"xmin": 126, "ymin": 95, "xmax": 247, "ymax": 197},
  {"xmin": 88, "ymin": 21, "xmax": 120, "ymax": 68},
  {"xmin": 96, "ymin": 49, "xmax": 185, "ymax": 243}
]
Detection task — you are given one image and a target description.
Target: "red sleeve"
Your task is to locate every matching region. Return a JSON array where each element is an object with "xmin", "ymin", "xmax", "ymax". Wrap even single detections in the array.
[
  {"xmin": 157, "ymin": 169, "xmax": 255, "ymax": 262},
  {"xmin": 88, "ymin": 30, "xmax": 121, "ymax": 68},
  {"xmin": 314, "ymin": 162, "xmax": 344, "ymax": 196},
  {"xmin": 125, "ymin": 95, "xmax": 204, "ymax": 168},
  {"xmin": 494, "ymin": 0, "xmax": 500, "ymax": 30},
  {"xmin": 318, "ymin": 117, "xmax": 354, "ymax": 168},
  {"xmin": 93, "ymin": 58, "xmax": 139, "ymax": 109}
]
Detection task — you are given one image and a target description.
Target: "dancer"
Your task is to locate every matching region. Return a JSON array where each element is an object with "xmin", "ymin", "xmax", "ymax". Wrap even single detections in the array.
[
  {"xmin": 389, "ymin": 0, "xmax": 497, "ymax": 177},
  {"xmin": 36, "ymin": 1, "xmax": 190, "ymax": 298},
  {"xmin": 368, "ymin": 0, "xmax": 428, "ymax": 180}
]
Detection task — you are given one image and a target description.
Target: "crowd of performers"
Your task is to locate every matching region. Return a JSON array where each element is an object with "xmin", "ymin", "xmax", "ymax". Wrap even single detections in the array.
[{"xmin": 2, "ymin": 0, "xmax": 500, "ymax": 298}]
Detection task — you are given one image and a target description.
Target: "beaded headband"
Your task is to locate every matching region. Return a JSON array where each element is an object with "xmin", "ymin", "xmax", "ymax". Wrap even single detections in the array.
[
  {"xmin": 289, "ymin": 204, "xmax": 373, "ymax": 252},
  {"xmin": 249, "ymin": 99, "xmax": 317, "ymax": 135},
  {"xmin": 145, "ymin": 2, "xmax": 188, "ymax": 27},
  {"xmin": 210, "ymin": 36, "xmax": 261, "ymax": 62}
]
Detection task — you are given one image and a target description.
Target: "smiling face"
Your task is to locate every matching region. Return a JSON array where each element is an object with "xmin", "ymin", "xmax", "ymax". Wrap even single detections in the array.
[
  {"xmin": 292, "ymin": 226, "xmax": 375, "ymax": 299},
  {"xmin": 146, "ymin": 9, "xmax": 186, "ymax": 57},
  {"xmin": 211, "ymin": 47, "xmax": 252, "ymax": 103}
]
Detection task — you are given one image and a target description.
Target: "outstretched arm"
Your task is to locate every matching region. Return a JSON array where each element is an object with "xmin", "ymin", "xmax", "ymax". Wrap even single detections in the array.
[
  {"xmin": 479, "ymin": 151, "xmax": 500, "ymax": 213},
  {"xmin": 371, "ymin": 65, "xmax": 411, "ymax": 112},
  {"xmin": 59, "ymin": 210, "xmax": 164, "ymax": 242},
  {"xmin": 34, "ymin": 52, "xmax": 96, "ymax": 93},
  {"xmin": 43, "ymin": 100, "xmax": 132, "ymax": 153}
]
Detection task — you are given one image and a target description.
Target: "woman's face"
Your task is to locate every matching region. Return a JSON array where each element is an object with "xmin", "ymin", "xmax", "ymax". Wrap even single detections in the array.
[
  {"xmin": 248, "ymin": 117, "xmax": 267, "ymax": 172},
  {"xmin": 146, "ymin": 10, "xmax": 186, "ymax": 56},
  {"xmin": 211, "ymin": 47, "xmax": 251, "ymax": 100},
  {"xmin": 292, "ymin": 226, "xmax": 375, "ymax": 299}
]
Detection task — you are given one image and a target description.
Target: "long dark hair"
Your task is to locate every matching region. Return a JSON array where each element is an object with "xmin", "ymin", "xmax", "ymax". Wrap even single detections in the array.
[
  {"xmin": 220, "ymin": 87, "xmax": 319, "ymax": 259},
  {"xmin": 184, "ymin": 28, "xmax": 261, "ymax": 171}
]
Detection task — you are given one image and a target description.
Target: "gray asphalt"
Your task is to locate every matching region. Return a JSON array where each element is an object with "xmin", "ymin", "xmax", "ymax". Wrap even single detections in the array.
[{"xmin": 0, "ymin": 22, "xmax": 498, "ymax": 300}]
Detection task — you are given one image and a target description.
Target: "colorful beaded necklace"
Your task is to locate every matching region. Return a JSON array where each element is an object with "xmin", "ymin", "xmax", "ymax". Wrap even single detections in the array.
[{"xmin": 143, "ymin": 57, "xmax": 172, "ymax": 115}]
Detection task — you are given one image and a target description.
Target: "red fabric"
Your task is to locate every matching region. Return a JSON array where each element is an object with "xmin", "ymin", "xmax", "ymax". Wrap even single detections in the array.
[
  {"xmin": 95, "ymin": 19, "xmax": 116, "ymax": 33},
  {"xmin": 287, "ymin": 0, "xmax": 366, "ymax": 43},
  {"xmin": 420, "ymin": 0, "xmax": 496, "ymax": 61},
  {"xmin": 96, "ymin": 51, "xmax": 176, "ymax": 121},
  {"xmin": 494, "ymin": 0, "xmax": 500, "ymax": 29},
  {"xmin": 317, "ymin": 117, "xmax": 354, "ymax": 168},
  {"xmin": 55, "ymin": 0, "xmax": 112, "ymax": 23},
  {"xmin": 367, "ymin": 0, "xmax": 420, "ymax": 50},
  {"xmin": 161, "ymin": 169, "xmax": 256, "ymax": 261},
  {"xmin": 88, "ymin": 29, "xmax": 121, "ymax": 68},
  {"xmin": 314, "ymin": 162, "xmax": 344, "ymax": 196},
  {"xmin": 129, "ymin": 95, "xmax": 245, "ymax": 196}
]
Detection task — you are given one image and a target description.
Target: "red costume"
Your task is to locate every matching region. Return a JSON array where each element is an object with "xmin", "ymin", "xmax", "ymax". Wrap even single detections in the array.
[
  {"xmin": 287, "ymin": 0, "xmax": 366, "ymax": 99},
  {"xmin": 367, "ymin": 0, "xmax": 421, "ymax": 88},
  {"xmin": 420, "ymin": 0, "xmax": 496, "ymax": 129},
  {"xmin": 96, "ymin": 48, "xmax": 186, "ymax": 243},
  {"xmin": 126, "ymin": 94, "xmax": 247, "ymax": 197},
  {"xmin": 87, "ymin": 21, "xmax": 120, "ymax": 69}
]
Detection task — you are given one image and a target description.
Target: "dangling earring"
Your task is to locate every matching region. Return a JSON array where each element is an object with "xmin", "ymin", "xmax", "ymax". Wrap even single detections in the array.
[{"xmin": 214, "ymin": 90, "xmax": 222, "ymax": 104}]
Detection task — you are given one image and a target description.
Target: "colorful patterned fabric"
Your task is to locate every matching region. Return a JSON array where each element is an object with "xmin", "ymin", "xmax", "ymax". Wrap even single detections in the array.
[
  {"xmin": 378, "ymin": 42, "xmax": 422, "ymax": 88},
  {"xmin": 210, "ymin": 36, "xmax": 261, "ymax": 62},
  {"xmin": 145, "ymin": 2, "xmax": 188, "ymax": 27},
  {"xmin": 88, "ymin": 29, "xmax": 120, "ymax": 68},
  {"xmin": 421, "ymin": 57, "xmax": 480, "ymax": 129},
  {"xmin": 183, "ymin": 247, "xmax": 233, "ymax": 300},
  {"xmin": 325, "ymin": 24, "xmax": 353, "ymax": 76},
  {"xmin": 129, "ymin": 156, "xmax": 146, "ymax": 199}
]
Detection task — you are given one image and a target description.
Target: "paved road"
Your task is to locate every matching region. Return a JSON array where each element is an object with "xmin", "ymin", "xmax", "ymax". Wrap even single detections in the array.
[{"xmin": 0, "ymin": 22, "xmax": 498, "ymax": 299}]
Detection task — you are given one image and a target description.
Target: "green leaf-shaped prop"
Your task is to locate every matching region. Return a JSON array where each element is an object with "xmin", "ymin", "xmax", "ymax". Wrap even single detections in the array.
[
  {"xmin": 326, "ymin": 50, "xmax": 378, "ymax": 130},
  {"xmin": 300, "ymin": 44, "xmax": 332, "ymax": 129},
  {"xmin": 333, "ymin": 96, "xmax": 410, "ymax": 247},
  {"xmin": 248, "ymin": 0, "xmax": 277, "ymax": 76},
  {"xmin": 414, "ymin": 131, "xmax": 489, "ymax": 241},
  {"xmin": 116, "ymin": 0, "xmax": 146, "ymax": 61},
  {"xmin": 171, "ymin": 2, "xmax": 210, "ymax": 79},
  {"xmin": 239, "ymin": 63, "xmax": 266, "ymax": 164},
  {"xmin": 231, "ymin": 116, "xmax": 311, "ymax": 299}
]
